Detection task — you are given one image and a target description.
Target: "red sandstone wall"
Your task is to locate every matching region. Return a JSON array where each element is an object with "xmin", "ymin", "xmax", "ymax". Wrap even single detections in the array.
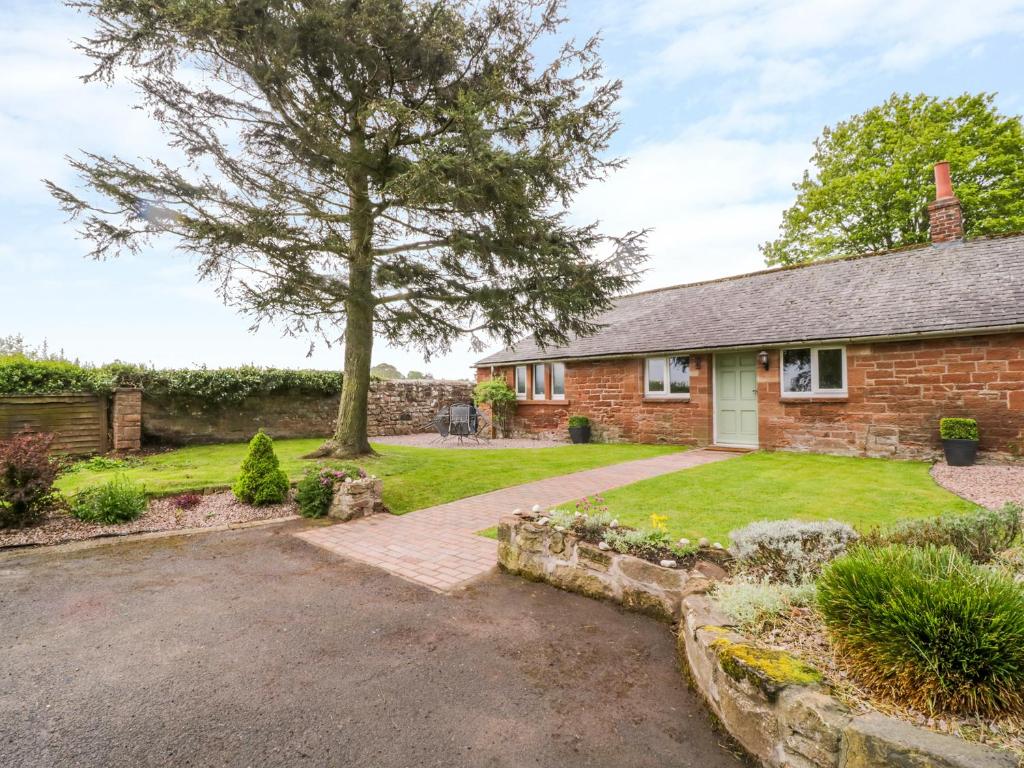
[
  {"xmin": 758, "ymin": 333, "xmax": 1024, "ymax": 459},
  {"xmin": 478, "ymin": 357, "xmax": 712, "ymax": 445},
  {"xmin": 480, "ymin": 331, "xmax": 1024, "ymax": 459}
]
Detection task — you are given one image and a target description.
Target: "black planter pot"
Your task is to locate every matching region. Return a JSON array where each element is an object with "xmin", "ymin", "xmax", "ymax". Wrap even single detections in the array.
[
  {"xmin": 942, "ymin": 438, "xmax": 978, "ymax": 467},
  {"xmin": 568, "ymin": 425, "xmax": 591, "ymax": 444}
]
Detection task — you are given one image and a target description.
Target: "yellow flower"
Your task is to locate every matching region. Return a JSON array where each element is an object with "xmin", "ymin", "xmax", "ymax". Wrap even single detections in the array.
[{"xmin": 650, "ymin": 513, "xmax": 668, "ymax": 531}]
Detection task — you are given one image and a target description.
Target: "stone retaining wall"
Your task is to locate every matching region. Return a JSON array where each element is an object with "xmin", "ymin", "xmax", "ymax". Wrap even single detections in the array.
[
  {"xmin": 497, "ymin": 514, "xmax": 725, "ymax": 622},
  {"xmin": 497, "ymin": 515, "xmax": 1017, "ymax": 767},
  {"xmin": 679, "ymin": 594, "xmax": 1016, "ymax": 768}
]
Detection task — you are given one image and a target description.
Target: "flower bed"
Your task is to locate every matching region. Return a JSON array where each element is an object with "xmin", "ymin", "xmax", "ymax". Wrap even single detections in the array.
[
  {"xmin": 0, "ymin": 491, "xmax": 296, "ymax": 549},
  {"xmin": 694, "ymin": 509, "xmax": 1024, "ymax": 765},
  {"xmin": 680, "ymin": 593, "xmax": 1018, "ymax": 768}
]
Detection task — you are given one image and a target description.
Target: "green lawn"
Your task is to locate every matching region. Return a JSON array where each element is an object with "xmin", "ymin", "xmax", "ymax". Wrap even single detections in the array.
[
  {"xmin": 593, "ymin": 452, "xmax": 976, "ymax": 544},
  {"xmin": 56, "ymin": 440, "xmax": 682, "ymax": 515}
]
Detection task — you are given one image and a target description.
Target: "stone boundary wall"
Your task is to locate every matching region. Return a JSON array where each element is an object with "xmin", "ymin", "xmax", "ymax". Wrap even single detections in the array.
[
  {"xmin": 496, "ymin": 514, "xmax": 726, "ymax": 622},
  {"xmin": 141, "ymin": 379, "xmax": 473, "ymax": 445},
  {"xmin": 679, "ymin": 594, "xmax": 1015, "ymax": 768}
]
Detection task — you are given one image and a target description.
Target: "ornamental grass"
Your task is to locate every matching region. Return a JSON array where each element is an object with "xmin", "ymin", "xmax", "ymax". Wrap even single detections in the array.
[{"xmin": 817, "ymin": 544, "xmax": 1024, "ymax": 717}]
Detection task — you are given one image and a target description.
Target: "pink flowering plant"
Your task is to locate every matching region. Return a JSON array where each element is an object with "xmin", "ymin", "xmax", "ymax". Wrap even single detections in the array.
[{"xmin": 296, "ymin": 465, "xmax": 362, "ymax": 518}]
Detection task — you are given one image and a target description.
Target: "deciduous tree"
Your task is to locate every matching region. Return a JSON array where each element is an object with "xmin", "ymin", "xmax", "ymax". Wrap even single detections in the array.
[{"xmin": 761, "ymin": 93, "xmax": 1024, "ymax": 266}]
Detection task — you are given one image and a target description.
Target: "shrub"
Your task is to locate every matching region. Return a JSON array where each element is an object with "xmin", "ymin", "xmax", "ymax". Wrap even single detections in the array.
[
  {"xmin": 567, "ymin": 415, "xmax": 590, "ymax": 428},
  {"xmin": 549, "ymin": 507, "xmax": 613, "ymax": 535},
  {"xmin": 862, "ymin": 504, "xmax": 1021, "ymax": 563},
  {"xmin": 939, "ymin": 417, "xmax": 979, "ymax": 441},
  {"xmin": 730, "ymin": 519, "xmax": 859, "ymax": 583},
  {"xmin": 602, "ymin": 526, "xmax": 695, "ymax": 561},
  {"xmin": 232, "ymin": 431, "xmax": 290, "ymax": 505},
  {"xmin": 169, "ymin": 492, "xmax": 203, "ymax": 511},
  {"xmin": 714, "ymin": 578, "xmax": 817, "ymax": 632},
  {"xmin": 296, "ymin": 466, "xmax": 349, "ymax": 518},
  {"xmin": 0, "ymin": 431, "xmax": 61, "ymax": 528},
  {"xmin": 71, "ymin": 475, "xmax": 148, "ymax": 524},
  {"xmin": 817, "ymin": 544, "xmax": 1024, "ymax": 717},
  {"xmin": 473, "ymin": 378, "xmax": 517, "ymax": 437}
]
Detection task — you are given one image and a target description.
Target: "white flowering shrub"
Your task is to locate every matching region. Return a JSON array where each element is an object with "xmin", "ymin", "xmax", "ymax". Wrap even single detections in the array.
[
  {"xmin": 729, "ymin": 519, "xmax": 858, "ymax": 583},
  {"xmin": 713, "ymin": 578, "xmax": 817, "ymax": 632}
]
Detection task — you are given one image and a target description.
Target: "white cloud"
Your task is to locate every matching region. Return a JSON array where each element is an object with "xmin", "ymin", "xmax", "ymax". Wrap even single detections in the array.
[
  {"xmin": 617, "ymin": 0, "xmax": 1024, "ymax": 110},
  {"xmin": 573, "ymin": 129, "xmax": 809, "ymax": 288}
]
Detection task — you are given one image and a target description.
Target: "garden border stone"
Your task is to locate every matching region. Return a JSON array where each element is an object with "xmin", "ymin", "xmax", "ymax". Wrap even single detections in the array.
[
  {"xmin": 679, "ymin": 593, "xmax": 1017, "ymax": 768},
  {"xmin": 496, "ymin": 513, "xmax": 723, "ymax": 622},
  {"xmin": 328, "ymin": 477, "xmax": 384, "ymax": 521}
]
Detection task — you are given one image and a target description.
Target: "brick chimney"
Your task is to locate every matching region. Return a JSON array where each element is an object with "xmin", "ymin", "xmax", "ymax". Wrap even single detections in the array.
[{"xmin": 927, "ymin": 161, "xmax": 964, "ymax": 243}]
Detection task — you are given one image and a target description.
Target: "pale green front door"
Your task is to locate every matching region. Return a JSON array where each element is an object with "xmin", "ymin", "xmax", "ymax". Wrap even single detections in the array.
[{"xmin": 715, "ymin": 353, "xmax": 759, "ymax": 447}]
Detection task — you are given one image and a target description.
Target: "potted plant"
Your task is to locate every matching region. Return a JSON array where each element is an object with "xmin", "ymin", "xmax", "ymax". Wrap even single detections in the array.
[
  {"xmin": 939, "ymin": 417, "xmax": 979, "ymax": 466},
  {"xmin": 568, "ymin": 415, "xmax": 591, "ymax": 444}
]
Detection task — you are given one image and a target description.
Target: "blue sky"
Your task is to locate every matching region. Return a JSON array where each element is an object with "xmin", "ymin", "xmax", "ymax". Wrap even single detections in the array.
[{"xmin": 2, "ymin": 0, "xmax": 1023, "ymax": 378}]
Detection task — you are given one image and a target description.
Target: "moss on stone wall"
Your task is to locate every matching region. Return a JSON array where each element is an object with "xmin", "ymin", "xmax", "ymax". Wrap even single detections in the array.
[{"xmin": 711, "ymin": 636, "xmax": 821, "ymax": 700}]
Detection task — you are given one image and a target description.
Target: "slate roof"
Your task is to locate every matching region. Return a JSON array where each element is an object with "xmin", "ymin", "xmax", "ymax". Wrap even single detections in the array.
[{"xmin": 475, "ymin": 234, "xmax": 1024, "ymax": 366}]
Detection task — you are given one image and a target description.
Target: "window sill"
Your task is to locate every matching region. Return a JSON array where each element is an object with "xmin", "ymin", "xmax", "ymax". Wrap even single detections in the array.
[
  {"xmin": 519, "ymin": 399, "xmax": 570, "ymax": 407},
  {"xmin": 780, "ymin": 396, "xmax": 849, "ymax": 404},
  {"xmin": 643, "ymin": 396, "xmax": 692, "ymax": 403}
]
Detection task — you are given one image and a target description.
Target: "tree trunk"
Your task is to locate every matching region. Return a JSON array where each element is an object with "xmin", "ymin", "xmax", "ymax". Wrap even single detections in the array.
[
  {"xmin": 331, "ymin": 289, "xmax": 375, "ymax": 456},
  {"xmin": 319, "ymin": 128, "xmax": 376, "ymax": 458}
]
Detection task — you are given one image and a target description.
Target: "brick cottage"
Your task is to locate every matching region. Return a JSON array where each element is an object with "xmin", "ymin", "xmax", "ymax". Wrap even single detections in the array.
[{"xmin": 475, "ymin": 163, "xmax": 1024, "ymax": 459}]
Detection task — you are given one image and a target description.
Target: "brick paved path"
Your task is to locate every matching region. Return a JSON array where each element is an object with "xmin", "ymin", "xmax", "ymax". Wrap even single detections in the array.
[{"xmin": 296, "ymin": 449, "xmax": 736, "ymax": 591}]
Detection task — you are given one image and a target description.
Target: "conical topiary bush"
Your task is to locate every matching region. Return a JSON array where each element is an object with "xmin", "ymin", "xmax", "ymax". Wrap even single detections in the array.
[{"xmin": 232, "ymin": 430, "xmax": 290, "ymax": 505}]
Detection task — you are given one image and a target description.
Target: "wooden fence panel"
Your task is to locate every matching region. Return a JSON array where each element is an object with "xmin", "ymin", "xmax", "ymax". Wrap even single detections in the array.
[{"xmin": 0, "ymin": 394, "xmax": 109, "ymax": 455}]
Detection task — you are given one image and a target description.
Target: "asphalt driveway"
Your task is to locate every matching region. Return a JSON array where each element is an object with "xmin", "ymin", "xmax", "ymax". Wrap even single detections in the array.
[{"xmin": 0, "ymin": 521, "xmax": 745, "ymax": 768}]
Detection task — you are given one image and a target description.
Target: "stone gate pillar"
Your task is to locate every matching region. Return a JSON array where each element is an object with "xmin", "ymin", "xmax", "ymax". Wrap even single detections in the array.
[{"xmin": 112, "ymin": 387, "xmax": 143, "ymax": 452}]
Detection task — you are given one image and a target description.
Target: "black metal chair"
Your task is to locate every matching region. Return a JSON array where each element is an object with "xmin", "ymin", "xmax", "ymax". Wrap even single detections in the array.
[{"xmin": 431, "ymin": 403, "xmax": 490, "ymax": 444}]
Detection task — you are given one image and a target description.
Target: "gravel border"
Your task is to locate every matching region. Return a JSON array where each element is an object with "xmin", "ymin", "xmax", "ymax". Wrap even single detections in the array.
[
  {"xmin": 0, "ymin": 492, "xmax": 297, "ymax": 550},
  {"xmin": 930, "ymin": 462, "xmax": 1024, "ymax": 509}
]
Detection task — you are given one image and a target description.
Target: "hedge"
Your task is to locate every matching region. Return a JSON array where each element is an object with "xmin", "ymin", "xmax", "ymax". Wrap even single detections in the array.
[
  {"xmin": 0, "ymin": 356, "xmax": 113, "ymax": 395},
  {"xmin": 105, "ymin": 364, "xmax": 344, "ymax": 404},
  {"xmin": 0, "ymin": 357, "xmax": 346, "ymax": 404}
]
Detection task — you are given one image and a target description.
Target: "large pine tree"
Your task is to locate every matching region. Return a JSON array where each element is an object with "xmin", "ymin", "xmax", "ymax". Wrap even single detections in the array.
[{"xmin": 50, "ymin": 0, "xmax": 645, "ymax": 455}]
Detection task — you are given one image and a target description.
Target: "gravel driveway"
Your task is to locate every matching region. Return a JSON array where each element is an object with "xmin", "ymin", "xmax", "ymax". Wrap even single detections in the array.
[{"xmin": 0, "ymin": 522, "xmax": 745, "ymax": 768}]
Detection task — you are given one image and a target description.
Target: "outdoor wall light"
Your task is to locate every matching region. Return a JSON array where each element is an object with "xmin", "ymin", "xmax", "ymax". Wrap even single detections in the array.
[
  {"xmin": 757, "ymin": 350, "xmax": 770, "ymax": 370},
  {"xmin": 692, "ymin": 355, "xmax": 702, "ymax": 371}
]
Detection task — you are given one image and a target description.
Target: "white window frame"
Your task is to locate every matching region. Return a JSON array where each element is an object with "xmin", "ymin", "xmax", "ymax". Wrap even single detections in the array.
[
  {"xmin": 514, "ymin": 365, "xmax": 528, "ymax": 400},
  {"xmin": 551, "ymin": 362, "xmax": 566, "ymax": 400},
  {"xmin": 532, "ymin": 363, "xmax": 546, "ymax": 400},
  {"xmin": 780, "ymin": 346, "xmax": 847, "ymax": 398},
  {"xmin": 644, "ymin": 355, "xmax": 691, "ymax": 399}
]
